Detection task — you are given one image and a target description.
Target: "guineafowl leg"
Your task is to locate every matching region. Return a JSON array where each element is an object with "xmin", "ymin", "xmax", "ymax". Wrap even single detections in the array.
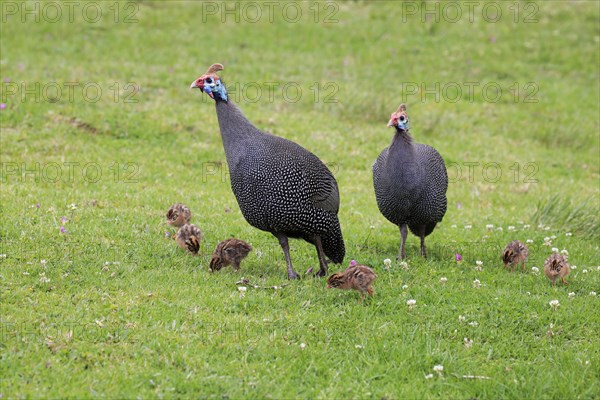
[
  {"xmin": 420, "ymin": 231, "xmax": 427, "ymax": 258},
  {"xmin": 397, "ymin": 224, "xmax": 408, "ymax": 260},
  {"xmin": 312, "ymin": 235, "xmax": 328, "ymax": 277},
  {"xmin": 274, "ymin": 233, "xmax": 299, "ymax": 280}
]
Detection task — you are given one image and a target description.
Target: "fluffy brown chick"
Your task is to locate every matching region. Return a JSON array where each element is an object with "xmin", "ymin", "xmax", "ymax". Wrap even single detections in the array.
[
  {"xmin": 544, "ymin": 253, "xmax": 570, "ymax": 285},
  {"xmin": 175, "ymin": 224, "xmax": 202, "ymax": 255},
  {"xmin": 502, "ymin": 240, "xmax": 529, "ymax": 272},
  {"xmin": 327, "ymin": 262, "xmax": 377, "ymax": 301},
  {"xmin": 166, "ymin": 203, "xmax": 192, "ymax": 228},
  {"xmin": 209, "ymin": 238, "xmax": 252, "ymax": 271}
]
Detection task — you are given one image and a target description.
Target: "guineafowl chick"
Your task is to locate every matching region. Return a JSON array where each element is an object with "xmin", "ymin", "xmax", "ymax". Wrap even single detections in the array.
[
  {"xmin": 502, "ymin": 240, "xmax": 529, "ymax": 272},
  {"xmin": 209, "ymin": 238, "xmax": 252, "ymax": 271},
  {"xmin": 191, "ymin": 64, "xmax": 344, "ymax": 279},
  {"xmin": 373, "ymin": 104, "xmax": 448, "ymax": 259},
  {"xmin": 544, "ymin": 253, "xmax": 570, "ymax": 285},
  {"xmin": 175, "ymin": 224, "xmax": 202, "ymax": 255},
  {"xmin": 327, "ymin": 261, "xmax": 377, "ymax": 301},
  {"xmin": 166, "ymin": 203, "xmax": 192, "ymax": 228}
]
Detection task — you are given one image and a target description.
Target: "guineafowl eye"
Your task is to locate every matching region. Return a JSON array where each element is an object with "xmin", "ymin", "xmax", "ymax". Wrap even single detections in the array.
[
  {"xmin": 399, "ymin": 116, "xmax": 405, "ymax": 121},
  {"xmin": 206, "ymin": 77, "xmax": 213, "ymax": 84}
]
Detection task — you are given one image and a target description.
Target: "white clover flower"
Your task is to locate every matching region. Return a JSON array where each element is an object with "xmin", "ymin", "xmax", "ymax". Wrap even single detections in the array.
[
  {"xmin": 238, "ymin": 286, "xmax": 247, "ymax": 298},
  {"xmin": 560, "ymin": 249, "xmax": 569, "ymax": 256},
  {"xmin": 458, "ymin": 315, "xmax": 466, "ymax": 323},
  {"xmin": 544, "ymin": 237, "xmax": 552, "ymax": 246},
  {"xmin": 508, "ymin": 226, "xmax": 516, "ymax": 231},
  {"xmin": 476, "ymin": 260, "xmax": 483, "ymax": 266},
  {"xmin": 299, "ymin": 343, "xmax": 306, "ymax": 350},
  {"xmin": 523, "ymin": 224, "xmax": 531, "ymax": 229},
  {"xmin": 590, "ymin": 291, "xmax": 597, "ymax": 297},
  {"xmin": 464, "ymin": 338, "xmax": 473, "ymax": 348},
  {"xmin": 486, "ymin": 224, "xmax": 494, "ymax": 230},
  {"xmin": 433, "ymin": 365, "xmax": 444, "ymax": 376},
  {"xmin": 451, "ymin": 224, "xmax": 457, "ymax": 228},
  {"xmin": 0, "ymin": 254, "xmax": 6, "ymax": 259},
  {"xmin": 440, "ymin": 277, "xmax": 448, "ymax": 284},
  {"xmin": 582, "ymin": 269, "xmax": 588, "ymax": 274},
  {"xmin": 70, "ymin": 203, "xmax": 77, "ymax": 210},
  {"xmin": 383, "ymin": 258, "xmax": 392, "ymax": 269},
  {"xmin": 406, "ymin": 299, "xmax": 417, "ymax": 308},
  {"xmin": 402, "ymin": 284, "xmax": 408, "ymax": 290},
  {"xmin": 496, "ymin": 227, "xmax": 503, "ymax": 231},
  {"xmin": 531, "ymin": 267, "xmax": 540, "ymax": 275},
  {"xmin": 551, "ymin": 247, "xmax": 558, "ymax": 253},
  {"xmin": 472, "ymin": 279, "xmax": 481, "ymax": 289},
  {"xmin": 355, "ymin": 344, "xmax": 363, "ymax": 349},
  {"xmin": 545, "ymin": 227, "xmax": 550, "ymax": 231},
  {"xmin": 400, "ymin": 261, "xmax": 409, "ymax": 270},
  {"xmin": 41, "ymin": 259, "xmax": 47, "ymax": 266},
  {"xmin": 255, "ymin": 250, "xmax": 263, "ymax": 259},
  {"xmin": 568, "ymin": 292, "xmax": 575, "ymax": 299},
  {"xmin": 23, "ymin": 271, "xmax": 30, "ymax": 275},
  {"xmin": 526, "ymin": 239, "xmax": 534, "ymax": 244},
  {"xmin": 39, "ymin": 273, "xmax": 50, "ymax": 283},
  {"xmin": 549, "ymin": 300, "xmax": 560, "ymax": 310},
  {"xmin": 571, "ymin": 265, "xmax": 577, "ymax": 270},
  {"xmin": 565, "ymin": 232, "xmax": 572, "ymax": 237},
  {"xmin": 597, "ymin": 266, "xmax": 600, "ymax": 272},
  {"xmin": 464, "ymin": 225, "xmax": 472, "ymax": 229},
  {"xmin": 425, "ymin": 373, "xmax": 434, "ymax": 379},
  {"xmin": 469, "ymin": 321, "xmax": 479, "ymax": 327},
  {"xmin": 550, "ymin": 235, "xmax": 557, "ymax": 239}
]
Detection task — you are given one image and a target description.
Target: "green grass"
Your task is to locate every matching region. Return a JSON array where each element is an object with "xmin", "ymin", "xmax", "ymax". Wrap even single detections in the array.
[{"xmin": 1, "ymin": 1, "xmax": 599, "ymax": 398}]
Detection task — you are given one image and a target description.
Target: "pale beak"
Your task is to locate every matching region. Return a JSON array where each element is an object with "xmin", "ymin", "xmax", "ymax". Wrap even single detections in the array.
[
  {"xmin": 387, "ymin": 119, "xmax": 395, "ymax": 127},
  {"xmin": 190, "ymin": 81, "xmax": 198, "ymax": 89}
]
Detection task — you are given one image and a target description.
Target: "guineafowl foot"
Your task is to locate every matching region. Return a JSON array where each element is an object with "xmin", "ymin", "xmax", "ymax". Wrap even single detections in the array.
[{"xmin": 288, "ymin": 270, "xmax": 300, "ymax": 280}]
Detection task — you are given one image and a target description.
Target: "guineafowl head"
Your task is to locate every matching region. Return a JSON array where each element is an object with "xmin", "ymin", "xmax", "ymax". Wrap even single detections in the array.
[
  {"xmin": 387, "ymin": 104, "xmax": 409, "ymax": 132},
  {"xmin": 190, "ymin": 63, "xmax": 228, "ymax": 102}
]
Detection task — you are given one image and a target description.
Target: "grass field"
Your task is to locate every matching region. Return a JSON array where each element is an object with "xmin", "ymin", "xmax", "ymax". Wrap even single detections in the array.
[{"xmin": 1, "ymin": 1, "xmax": 599, "ymax": 398}]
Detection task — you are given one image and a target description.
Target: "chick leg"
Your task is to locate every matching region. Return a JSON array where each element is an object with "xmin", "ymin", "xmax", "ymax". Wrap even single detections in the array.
[
  {"xmin": 397, "ymin": 224, "xmax": 408, "ymax": 260},
  {"xmin": 561, "ymin": 277, "xmax": 568, "ymax": 285},
  {"xmin": 274, "ymin": 233, "xmax": 299, "ymax": 280},
  {"xmin": 312, "ymin": 235, "xmax": 329, "ymax": 278},
  {"xmin": 367, "ymin": 287, "xmax": 374, "ymax": 297}
]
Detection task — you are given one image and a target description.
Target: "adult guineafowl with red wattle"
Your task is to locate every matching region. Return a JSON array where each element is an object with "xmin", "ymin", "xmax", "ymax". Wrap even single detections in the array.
[
  {"xmin": 373, "ymin": 104, "xmax": 448, "ymax": 259},
  {"xmin": 190, "ymin": 64, "xmax": 344, "ymax": 279}
]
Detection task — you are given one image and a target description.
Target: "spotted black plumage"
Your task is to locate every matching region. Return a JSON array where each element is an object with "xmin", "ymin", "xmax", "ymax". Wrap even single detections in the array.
[
  {"xmin": 192, "ymin": 65, "xmax": 344, "ymax": 279},
  {"xmin": 373, "ymin": 104, "xmax": 448, "ymax": 259}
]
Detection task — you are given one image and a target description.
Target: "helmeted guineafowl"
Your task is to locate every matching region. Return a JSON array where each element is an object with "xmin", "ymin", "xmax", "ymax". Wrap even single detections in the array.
[
  {"xmin": 373, "ymin": 104, "xmax": 448, "ymax": 259},
  {"xmin": 191, "ymin": 64, "xmax": 344, "ymax": 279}
]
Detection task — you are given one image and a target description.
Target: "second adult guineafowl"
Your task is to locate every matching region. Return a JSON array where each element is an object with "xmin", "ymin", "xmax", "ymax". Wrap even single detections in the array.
[
  {"xmin": 373, "ymin": 104, "xmax": 448, "ymax": 259},
  {"xmin": 191, "ymin": 64, "xmax": 344, "ymax": 279}
]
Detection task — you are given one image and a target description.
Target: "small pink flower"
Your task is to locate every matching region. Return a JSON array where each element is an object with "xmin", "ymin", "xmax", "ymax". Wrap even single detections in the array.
[
  {"xmin": 490, "ymin": 36, "xmax": 497, "ymax": 43},
  {"xmin": 349, "ymin": 260, "xmax": 357, "ymax": 267},
  {"xmin": 61, "ymin": 216, "xmax": 67, "ymax": 223},
  {"xmin": 0, "ymin": 103, "xmax": 6, "ymax": 110},
  {"xmin": 3, "ymin": 78, "xmax": 9, "ymax": 83},
  {"xmin": 35, "ymin": 203, "xmax": 41, "ymax": 208},
  {"xmin": 60, "ymin": 226, "xmax": 67, "ymax": 234},
  {"xmin": 455, "ymin": 253, "xmax": 462, "ymax": 262}
]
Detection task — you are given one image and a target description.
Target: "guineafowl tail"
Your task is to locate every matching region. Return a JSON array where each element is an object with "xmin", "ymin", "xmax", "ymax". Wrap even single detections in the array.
[{"xmin": 321, "ymin": 221, "xmax": 345, "ymax": 264}]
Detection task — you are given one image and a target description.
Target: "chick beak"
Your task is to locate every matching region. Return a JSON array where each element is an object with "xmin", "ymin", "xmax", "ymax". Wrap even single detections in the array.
[
  {"xmin": 387, "ymin": 119, "xmax": 395, "ymax": 128},
  {"xmin": 190, "ymin": 81, "xmax": 198, "ymax": 89}
]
